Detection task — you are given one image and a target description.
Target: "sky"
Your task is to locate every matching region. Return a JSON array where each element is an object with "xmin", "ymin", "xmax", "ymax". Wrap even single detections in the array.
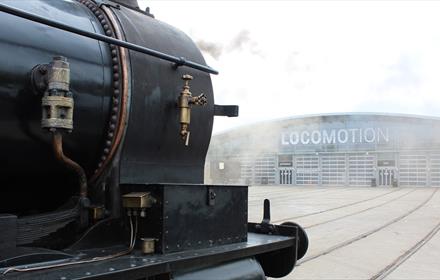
[{"xmin": 138, "ymin": 1, "xmax": 440, "ymax": 133}]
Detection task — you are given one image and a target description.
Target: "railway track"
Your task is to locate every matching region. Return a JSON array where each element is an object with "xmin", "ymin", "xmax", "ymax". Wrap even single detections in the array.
[
  {"xmin": 271, "ymin": 188, "xmax": 400, "ymax": 223},
  {"xmin": 370, "ymin": 218, "xmax": 440, "ymax": 280},
  {"xmin": 249, "ymin": 186, "xmax": 326, "ymax": 198},
  {"xmin": 301, "ymin": 188, "xmax": 417, "ymax": 229},
  {"xmin": 248, "ymin": 187, "xmax": 340, "ymax": 204},
  {"xmin": 297, "ymin": 188, "xmax": 438, "ymax": 265}
]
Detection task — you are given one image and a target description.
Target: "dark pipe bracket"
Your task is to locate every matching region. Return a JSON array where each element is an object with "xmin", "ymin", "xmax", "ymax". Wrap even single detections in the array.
[{"xmin": 214, "ymin": 105, "xmax": 239, "ymax": 117}]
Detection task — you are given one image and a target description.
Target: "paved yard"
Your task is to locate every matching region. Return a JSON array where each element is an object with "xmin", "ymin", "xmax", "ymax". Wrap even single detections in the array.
[{"xmin": 248, "ymin": 186, "xmax": 440, "ymax": 280}]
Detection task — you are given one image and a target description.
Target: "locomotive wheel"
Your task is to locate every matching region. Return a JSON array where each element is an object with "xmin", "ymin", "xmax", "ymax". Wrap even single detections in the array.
[{"xmin": 281, "ymin": 222, "xmax": 309, "ymax": 260}]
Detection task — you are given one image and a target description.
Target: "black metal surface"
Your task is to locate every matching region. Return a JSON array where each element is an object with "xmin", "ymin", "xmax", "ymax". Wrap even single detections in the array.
[
  {"xmin": 110, "ymin": 0, "xmax": 139, "ymax": 9},
  {"xmin": 122, "ymin": 184, "xmax": 248, "ymax": 253},
  {"xmin": 246, "ymin": 200, "xmax": 305, "ymax": 278},
  {"xmin": 214, "ymin": 105, "xmax": 239, "ymax": 117},
  {"xmin": 1, "ymin": 233, "xmax": 294, "ymax": 280},
  {"xmin": 0, "ymin": 1, "xmax": 303, "ymax": 279},
  {"xmin": 0, "ymin": 215, "xmax": 17, "ymax": 250},
  {"xmin": 68, "ymin": 219, "xmax": 127, "ymax": 251},
  {"xmin": 114, "ymin": 5, "xmax": 215, "ymax": 184},
  {"xmin": 0, "ymin": 2, "xmax": 217, "ymax": 75},
  {"xmin": 255, "ymin": 243, "xmax": 297, "ymax": 278},
  {"xmin": 75, "ymin": 0, "xmax": 125, "ymax": 179},
  {"xmin": 173, "ymin": 258, "xmax": 265, "ymax": 280},
  {"xmin": 207, "ymin": 187, "xmax": 216, "ymax": 206},
  {"xmin": 280, "ymin": 221, "xmax": 309, "ymax": 260},
  {"xmin": 16, "ymin": 204, "xmax": 79, "ymax": 245},
  {"xmin": 0, "ymin": 247, "xmax": 73, "ymax": 269},
  {"xmin": 0, "ymin": 0, "xmax": 112, "ymax": 213},
  {"xmin": 263, "ymin": 199, "xmax": 271, "ymax": 224},
  {"xmin": 248, "ymin": 223, "xmax": 299, "ymax": 278},
  {"xmin": 0, "ymin": 0, "xmax": 216, "ymax": 213}
]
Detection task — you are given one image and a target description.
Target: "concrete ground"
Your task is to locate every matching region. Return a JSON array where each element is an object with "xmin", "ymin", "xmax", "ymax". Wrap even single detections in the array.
[{"xmin": 248, "ymin": 186, "xmax": 440, "ymax": 280}]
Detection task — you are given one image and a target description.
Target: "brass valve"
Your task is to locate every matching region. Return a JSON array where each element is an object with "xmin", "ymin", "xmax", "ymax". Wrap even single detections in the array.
[
  {"xmin": 178, "ymin": 74, "xmax": 207, "ymax": 146},
  {"xmin": 41, "ymin": 56, "xmax": 74, "ymax": 132}
]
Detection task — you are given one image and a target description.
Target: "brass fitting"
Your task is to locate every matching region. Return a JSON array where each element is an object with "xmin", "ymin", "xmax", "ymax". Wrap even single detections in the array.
[
  {"xmin": 122, "ymin": 192, "xmax": 156, "ymax": 218},
  {"xmin": 41, "ymin": 56, "xmax": 74, "ymax": 132},
  {"xmin": 178, "ymin": 75, "xmax": 207, "ymax": 146}
]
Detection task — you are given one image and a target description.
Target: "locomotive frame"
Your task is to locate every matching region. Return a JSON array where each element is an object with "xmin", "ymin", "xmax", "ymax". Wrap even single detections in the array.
[{"xmin": 0, "ymin": 0, "xmax": 307, "ymax": 279}]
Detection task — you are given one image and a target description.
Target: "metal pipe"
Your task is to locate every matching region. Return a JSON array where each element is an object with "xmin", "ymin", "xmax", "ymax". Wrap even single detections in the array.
[
  {"xmin": 52, "ymin": 132, "xmax": 88, "ymax": 198},
  {"xmin": 89, "ymin": 5, "xmax": 129, "ymax": 183},
  {"xmin": 0, "ymin": 3, "xmax": 219, "ymax": 75}
]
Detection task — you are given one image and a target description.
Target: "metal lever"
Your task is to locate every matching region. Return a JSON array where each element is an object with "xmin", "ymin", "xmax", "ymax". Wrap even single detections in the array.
[
  {"xmin": 262, "ymin": 199, "xmax": 271, "ymax": 224},
  {"xmin": 178, "ymin": 74, "xmax": 207, "ymax": 146}
]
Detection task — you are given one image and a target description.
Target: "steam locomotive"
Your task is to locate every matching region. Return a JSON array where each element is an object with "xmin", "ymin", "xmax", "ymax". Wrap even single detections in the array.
[{"xmin": 0, "ymin": 0, "xmax": 308, "ymax": 279}]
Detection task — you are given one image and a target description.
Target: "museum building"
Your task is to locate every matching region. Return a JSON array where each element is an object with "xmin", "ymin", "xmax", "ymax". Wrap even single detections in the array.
[{"xmin": 206, "ymin": 113, "xmax": 440, "ymax": 187}]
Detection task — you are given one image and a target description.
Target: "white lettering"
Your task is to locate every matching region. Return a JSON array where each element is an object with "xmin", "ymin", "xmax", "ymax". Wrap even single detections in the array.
[
  {"xmin": 281, "ymin": 133, "xmax": 289, "ymax": 145},
  {"xmin": 337, "ymin": 129, "xmax": 348, "ymax": 143},
  {"xmin": 290, "ymin": 132, "xmax": 299, "ymax": 145},
  {"xmin": 378, "ymin": 128, "xmax": 389, "ymax": 143},
  {"xmin": 349, "ymin": 128, "xmax": 358, "ymax": 143},
  {"xmin": 364, "ymin": 128, "xmax": 376, "ymax": 143},
  {"xmin": 301, "ymin": 131, "xmax": 310, "ymax": 144},
  {"xmin": 311, "ymin": 130, "xmax": 321, "ymax": 144},
  {"xmin": 322, "ymin": 130, "xmax": 336, "ymax": 144},
  {"xmin": 281, "ymin": 127, "xmax": 390, "ymax": 145}
]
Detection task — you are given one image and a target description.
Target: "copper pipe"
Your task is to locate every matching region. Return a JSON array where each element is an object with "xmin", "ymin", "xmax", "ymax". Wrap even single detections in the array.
[
  {"xmin": 52, "ymin": 132, "xmax": 87, "ymax": 198},
  {"xmin": 89, "ymin": 5, "xmax": 129, "ymax": 183}
]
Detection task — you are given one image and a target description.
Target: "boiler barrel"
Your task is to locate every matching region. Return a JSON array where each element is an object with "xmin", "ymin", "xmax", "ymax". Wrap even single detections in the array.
[
  {"xmin": 0, "ymin": 0, "xmax": 215, "ymax": 214},
  {"xmin": 0, "ymin": 0, "xmax": 112, "ymax": 213}
]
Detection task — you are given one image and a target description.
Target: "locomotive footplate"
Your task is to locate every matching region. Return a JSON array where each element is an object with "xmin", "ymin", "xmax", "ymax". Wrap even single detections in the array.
[
  {"xmin": 0, "ymin": 232, "xmax": 296, "ymax": 280},
  {"xmin": 120, "ymin": 184, "xmax": 249, "ymax": 254}
]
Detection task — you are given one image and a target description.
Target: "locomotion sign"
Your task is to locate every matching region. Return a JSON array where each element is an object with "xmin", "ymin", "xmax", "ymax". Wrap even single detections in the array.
[{"xmin": 281, "ymin": 128, "xmax": 390, "ymax": 145}]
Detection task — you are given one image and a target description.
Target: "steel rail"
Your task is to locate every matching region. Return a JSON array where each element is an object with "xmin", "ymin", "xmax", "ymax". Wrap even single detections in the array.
[
  {"xmin": 271, "ymin": 188, "xmax": 400, "ymax": 223},
  {"xmin": 370, "ymin": 219, "xmax": 440, "ymax": 280},
  {"xmin": 303, "ymin": 189, "xmax": 416, "ymax": 229},
  {"xmin": 0, "ymin": 3, "xmax": 219, "ymax": 75},
  {"xmin": 297, "ymin": 188, "xmax": 438, "ymax": 265},
  {"xmin": 248, "ymin": 188, "xmax": 337, "ymax": 205}
]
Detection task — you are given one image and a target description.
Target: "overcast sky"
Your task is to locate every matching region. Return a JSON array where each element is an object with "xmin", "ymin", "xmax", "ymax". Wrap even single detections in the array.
[{"xmin": 138, "ymin": 1, "xmax": 440, "ymax": 133}]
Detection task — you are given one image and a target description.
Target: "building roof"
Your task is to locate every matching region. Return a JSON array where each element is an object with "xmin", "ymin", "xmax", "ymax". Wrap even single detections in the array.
[{"xmin": 213, "ymin": 112, "xmax": 440, "ymax": 137}]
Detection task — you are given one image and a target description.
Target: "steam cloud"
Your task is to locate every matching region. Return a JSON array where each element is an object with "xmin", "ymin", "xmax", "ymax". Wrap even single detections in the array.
[
  {"xmin": 196, "ymin": 40, "xmax": 223, "ymax": 60},
  {"xmin": 228, "ymin": 30, "xmax": 252, "ymax": 52},
  {"xmin": 196, "ymin": 29, "xmax": 261, "ymax": 59}
]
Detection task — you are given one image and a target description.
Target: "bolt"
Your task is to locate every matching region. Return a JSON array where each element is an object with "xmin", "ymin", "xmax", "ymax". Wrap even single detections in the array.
[{"xmin": 39, "ymin": 66, "xmax": 47, "ymax": 74}]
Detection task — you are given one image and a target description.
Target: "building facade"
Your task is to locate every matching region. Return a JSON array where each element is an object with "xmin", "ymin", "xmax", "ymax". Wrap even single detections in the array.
[{"xmin": 206, "ymin": 113, "xmax": 440, "ymax": 187}]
